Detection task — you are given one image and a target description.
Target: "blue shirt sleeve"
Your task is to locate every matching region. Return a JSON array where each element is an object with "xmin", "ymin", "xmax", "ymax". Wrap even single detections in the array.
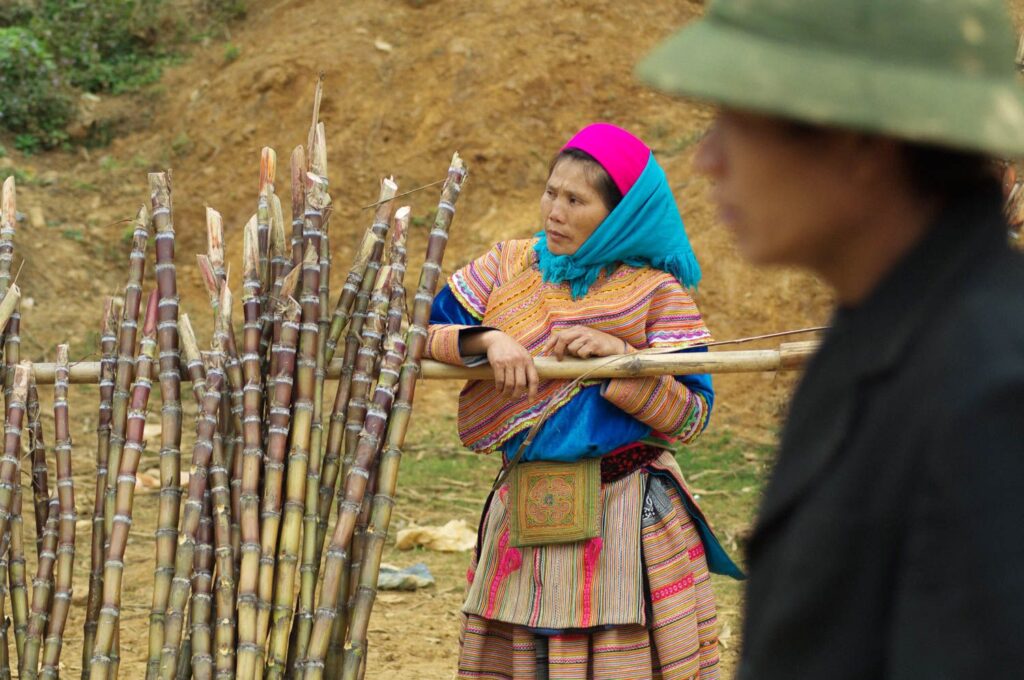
[{"xmin": 430, "ymin": 285, "xmax": 481, "ymax": 326}]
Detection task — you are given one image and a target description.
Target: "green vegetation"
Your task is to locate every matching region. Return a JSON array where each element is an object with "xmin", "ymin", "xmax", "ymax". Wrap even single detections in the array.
[
  {"xmin": 171, "ymin": 132, "xmax": 193, "ymax": 157},
  {"xmin": 0, "ymin": 26, "xmax": 73, "ymax": 150},
  {"xmin": 224, "ymin": 43, "xmax": 241, "ymax": 63},
  {"xmin": 0, "ymin": 0, "xmax": 247, "ymax": 151}
]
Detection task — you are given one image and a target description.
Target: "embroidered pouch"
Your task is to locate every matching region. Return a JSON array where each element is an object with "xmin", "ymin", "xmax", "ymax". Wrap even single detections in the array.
[{"xmin": 508, "ymin": 458, "xmax": 601, "ymax": 547}]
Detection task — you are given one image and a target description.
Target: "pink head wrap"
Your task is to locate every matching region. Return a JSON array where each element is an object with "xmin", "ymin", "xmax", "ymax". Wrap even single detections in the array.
[{"xmin": 562, "ymin": 123, "xmax": 651, "ymax": 195}]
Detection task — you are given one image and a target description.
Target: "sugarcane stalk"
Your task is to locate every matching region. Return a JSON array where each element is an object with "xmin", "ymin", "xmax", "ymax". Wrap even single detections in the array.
[
  {"xmin": 342, "ymin": 210, "xmax": 409, "ymax": 654},
  {"xmin": 207, "ymin": 208, "xmax": 226, "ymax": 286},
  {"xmin": 27, "ymin": 379, "xmax": 49, "ymax": 564},
  {"xmin": 259, "ymin": 194, "xmax": 289, "ymax": 367},
  {"xmin": 289, "ymin": 119, "xmax": 334, "ymax": 672},
  {"xmin": 90, "ymin": 290, "xmax": 159, "ymax": 680},
  {"xmin": 257, "ymin": 148, "xmax": 277, "ymax": 299},
  {"xmin": 158, "ymin": 352, "xmax": 224, "ymax": 680},
  {"xmin": 329, "ymin": 266, "xmax": 393, "ymax": 661},
  {"xmin": 323, "ymin": 178, "xmax": 397, "ymax": 367},
  {"xmin": 233, "ymin": 222, "xmax": 264, "ymax": 680},
  {"xmin": 0, "ymin": 177, "xmax": 15, "ymax": 296},
  {"xmin": 0, "ymin": 178, "xmax": 14, "ymax": 402},
  {"xmin": 198, "ymin": 254, "xmax": 246, "ymax": 566},
  {"xmin": 9, "ymin": 391, "xmax": 29, "ymax": 665},
  {"xmin": 289, "ymin": 146, "xmax": 305, "ymax": 271},
  {"xmin": 21, "ymin": 498, "xmax": 57, "ymax": 680},
  {"xmin": 84, "ymin": 298, "xmax": 119, "ymax": 676},
  {"xmin": 249, "ymin": 297, "xmax": 300, "ymax": 679},
  {"xmin": 40, "ymin": 344, "xmax": 74, "ymax": 680},
  {"xmin": 2, "ymin": 296, "xmax": 24, "ymax": 671},
  {"xmin": 257, "ymin": 148, "xmax": 277, "ymax": 323},
  {"xmin": 144, "ymin": 171, "xmax": 184, "ymax": 680},
  {"xmin": 0, "ymin": 175, "xmax": 16, "ymax": 369},
  {"xmin": 0, "ymin": 285, "xmax": 19, "ymax": 357},
  {"xmin": 102, "ymin": 207, "xmax": 151, "ymax": 622},
  {"xmin": 190, "ymin": 488, "xmax": 214, "ymax": 680},
  {"xmin": 265, "ymin": 247, "xmax": 319, "ymax": 679},
  {"xmin": 318, "ymin": 217, "xmax": 388, "ymax": 554},
  {"xmin": 261, "ymin": 264, "xmax": 300, "ymax": 447},
  {"xmin": 175, "ymin": 614, "xmax": 192, "ymax": 680},
  {"xmin": 270, "ymin": 194, "xmax": 288, "ymax": 299},
  {"xmin": 103, "ymin": 206, "xmax": 149, "ymax": 680},
  {"xmin": 309, "ymin": 155, "xmax": 466, "ymax": 680},
  {"xmin": 209, "ymin": 425, "xmax": 235, "ymax": 680},
  {"xmin": 0, "ymin": 363, "xmax": 29, "ymax": 672},
  {"xmin": 3, "ymin": 301, "xmax": 20, "ymax": 427},
  {"xmin": 179, "ymin": 315, "xmax": 207, "ymax": 404},
  {"xmin": 0, "ymin": 530, "xmax": 11, "ymax": 680},
  {"xmin": 346, "ymin": 160, "xmax": 465, "ymax": 680}
]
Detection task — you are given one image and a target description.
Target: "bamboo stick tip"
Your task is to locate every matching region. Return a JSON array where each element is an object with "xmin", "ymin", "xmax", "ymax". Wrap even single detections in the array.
[
  {"xmin": 56, "ymin": 344, "xmax": 68, "ymax": 366},
  {"xmin": 243, "ymin": 219, "xmax": 260, "ymax": 278},
  {"xmin": 260, "ymin": 147, "xmax": 278, "ymax": 191},
  {"xmin": 13, "ymin": 361, "xmax": 30, "ymax": 399},
  {"xmin": 394, "ymin": 206, "xmax": 411, "ymax": 221},
  {"xmin": 180, "ymin": 313, "xmax": 200, "ymax": 362},
  {"xmin": 1, "ymin": 175, "xmax": 14, "ymax": 220},
  {"xmin": 220, "ymin": 285, "xmax": 233, "ymax": 322},
  {"xmin": 197, "ymin": 255, "xmax": 219, "ymax": 299}
]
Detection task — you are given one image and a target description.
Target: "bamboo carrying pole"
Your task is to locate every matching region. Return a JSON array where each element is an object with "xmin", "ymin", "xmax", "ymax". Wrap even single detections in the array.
[{"xmin": 22, "ymin": 345, "xmax": 817, "ymax": 386}]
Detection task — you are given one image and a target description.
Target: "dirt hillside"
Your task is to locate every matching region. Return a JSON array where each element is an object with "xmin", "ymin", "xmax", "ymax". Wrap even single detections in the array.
[
  {"xmin": 5, "ymin": 0, "xmax": 832, "ymax": 437},
  {"xmin": 5, "ymin": 0, "xmax": 1020, "ymax": 677}
]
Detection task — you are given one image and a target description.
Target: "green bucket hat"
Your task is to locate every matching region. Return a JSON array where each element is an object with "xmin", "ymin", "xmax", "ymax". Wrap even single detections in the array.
[{"xmin": 636, "ymin": 0, "xmax": 1024, "ymax": 157}]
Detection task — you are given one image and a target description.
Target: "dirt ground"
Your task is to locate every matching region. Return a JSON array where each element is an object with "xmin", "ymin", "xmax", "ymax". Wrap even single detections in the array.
[{"xmin": 4, "ymin": 0, "xmax": 1020, "ymax": 677}]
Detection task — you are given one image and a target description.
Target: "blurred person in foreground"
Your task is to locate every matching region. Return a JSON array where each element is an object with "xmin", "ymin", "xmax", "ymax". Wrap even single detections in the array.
[
  {"xmin": 427, "ymin": 122, "xmax": 741, "ymax": 678},
  {"xmin": 637, "ymin": 0, "xmax": 1024, "ymax": 678}
]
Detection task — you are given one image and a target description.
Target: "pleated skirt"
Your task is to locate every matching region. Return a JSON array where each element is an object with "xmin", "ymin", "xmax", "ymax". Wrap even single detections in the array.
[{"xmin": 456, "ymin": 471, "xmax": 721, "ymax": 679}]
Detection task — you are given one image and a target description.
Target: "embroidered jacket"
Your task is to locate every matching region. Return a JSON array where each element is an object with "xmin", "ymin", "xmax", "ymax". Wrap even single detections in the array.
[{"xmin": 427, "ymin": 238, "xmax": 714, "ymax": 459}]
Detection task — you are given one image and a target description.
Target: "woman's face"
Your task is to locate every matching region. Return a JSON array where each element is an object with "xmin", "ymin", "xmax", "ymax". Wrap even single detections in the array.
[{"xmin": 540, "ymin": 158, "xmax": 611, "ymax": 256}]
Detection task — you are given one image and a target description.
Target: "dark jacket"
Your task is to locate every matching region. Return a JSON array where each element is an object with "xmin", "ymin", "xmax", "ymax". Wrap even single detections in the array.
[{"xmin": 739, "ymin": 190, "xmax": 1024, "ymax": 680}]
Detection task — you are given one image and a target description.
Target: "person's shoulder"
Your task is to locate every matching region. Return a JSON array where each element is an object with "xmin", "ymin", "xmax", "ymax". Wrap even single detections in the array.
[
  {"xmin": 474, "ymin": 238, "xmax": 538, "ymax": 278},
  {"xmin": 616, "ymin": 265, "xmax": 694, "ymax": 300},
  {"xmin": 955, "ymin": 247, "xmax": 1024, "ymax": 340},
  {"xmin": 925, "ymin": 248, "xmax": 1024, "ymax": 389}
]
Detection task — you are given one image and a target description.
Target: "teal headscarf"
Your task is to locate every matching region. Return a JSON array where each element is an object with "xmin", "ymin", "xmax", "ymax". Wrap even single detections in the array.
[{"xmin": 534, "ymin": 153, "xmax": 701, "ymax": 300}]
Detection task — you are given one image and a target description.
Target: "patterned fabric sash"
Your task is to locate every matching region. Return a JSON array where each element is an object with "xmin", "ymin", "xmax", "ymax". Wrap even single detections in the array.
[{"xmin": 601, "ymin": 444, "xmax": 666, "ymax": 483}]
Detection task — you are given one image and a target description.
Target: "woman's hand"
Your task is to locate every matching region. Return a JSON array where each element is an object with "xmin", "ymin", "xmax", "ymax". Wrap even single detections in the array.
[
  {"xmin": 475, "ymin": 330, "xmax": 540, "ymax": 399},
  {"xmin": 542, "ymin": 326, "xmax": 629, "ymax": 360}
]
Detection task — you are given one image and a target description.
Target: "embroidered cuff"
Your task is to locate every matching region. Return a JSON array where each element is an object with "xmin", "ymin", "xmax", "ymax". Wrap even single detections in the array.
[
  {"xmin": 601, "ymin": 375, "xmax": 702, "ymax": 439},
  {"xmin": 426, "ymin": 325, "xmax": 469, "ymax": 365}
]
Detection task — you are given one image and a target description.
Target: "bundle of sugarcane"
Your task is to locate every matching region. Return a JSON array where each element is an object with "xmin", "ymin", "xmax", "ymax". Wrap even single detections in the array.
[
  {"xmin": 0, "ymin": 179, "xmax": 75, "ymax": 679},
  {"xmin": 119, "ymin": 82, "xmax": 470, "ymax": 680},
  {"xmin": 0, "ymin": 80, "xmax": 466, "ymax": 678}
]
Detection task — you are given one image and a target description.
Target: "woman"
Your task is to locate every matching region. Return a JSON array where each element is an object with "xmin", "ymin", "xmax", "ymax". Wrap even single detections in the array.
[{"xmin": 427, "ymin": 123, "xmax": 740, "ymax": 679}]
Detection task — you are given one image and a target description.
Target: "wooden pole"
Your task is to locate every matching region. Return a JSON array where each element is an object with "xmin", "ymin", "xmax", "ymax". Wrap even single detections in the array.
[{"xmin": 24, "ymin": 342, "xmax": 818, "ymax": 386}]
